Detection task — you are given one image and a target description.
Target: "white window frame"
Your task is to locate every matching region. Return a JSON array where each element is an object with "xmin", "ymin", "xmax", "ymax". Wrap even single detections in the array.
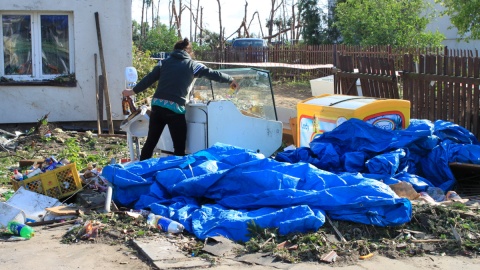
[{"xmin": 0, "ymin": 11, "xmax": 75, "ymax": 81}]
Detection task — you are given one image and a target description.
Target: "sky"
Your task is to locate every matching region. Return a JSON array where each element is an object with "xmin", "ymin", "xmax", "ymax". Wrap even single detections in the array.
[{"xmin": 131, "ymin": 0, "xmax": 328, "ymax": 40}]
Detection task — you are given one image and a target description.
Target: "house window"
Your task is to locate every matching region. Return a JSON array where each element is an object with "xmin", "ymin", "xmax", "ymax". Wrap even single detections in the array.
[{"xmin": 1, "ymin": 12, "xmax": 73, "ymax": 81}]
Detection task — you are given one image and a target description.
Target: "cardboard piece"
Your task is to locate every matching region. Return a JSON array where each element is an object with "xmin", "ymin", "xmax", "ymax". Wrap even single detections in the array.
[
  {"xmin": 45, "ymin": 205, "xmax": 79, "ymax": 215},
  {"xmin": 6, "ymin": 187, "xmax": 61, "ymax": 222}
]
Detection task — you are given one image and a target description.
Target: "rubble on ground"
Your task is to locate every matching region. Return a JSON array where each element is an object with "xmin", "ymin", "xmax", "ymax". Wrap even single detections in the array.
[{"xmin": 1, "ymin": 121, "xmax": 479, "ymax": 266}]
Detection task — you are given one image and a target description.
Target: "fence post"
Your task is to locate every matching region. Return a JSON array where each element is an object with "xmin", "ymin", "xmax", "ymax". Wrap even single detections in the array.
[
  {"xmin": 333, "ymin": 44, "xmax": 338, "ymax": 94},
  {"xmin": 444, "ymin": 46, "xmax": 448, "ymax": 75},
  {"xmin": 333, "ymin": 44, "xmax": 337, "ymax": 67}
]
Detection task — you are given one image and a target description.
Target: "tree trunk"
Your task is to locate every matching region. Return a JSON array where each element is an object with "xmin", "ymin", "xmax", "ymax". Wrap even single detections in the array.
[
  {"xmin": 200, "ymin": 7, "xmax": 203, "ymax": 45},
  {"xmin": 141, "ymin": 0, "xmax": 146, "ymax": 38},
  {"xmin": 291, "ymin": 0, "xmax": 295, "ymax": 42},
  {"xmin": 216, "ymin": 0, "xmax": 224, "ymax": 49},
  {"xmin": 249, "ymin": 11, "xmax": 264, "ymax": 38},
  {"xmin": 189, "ymin": 0, "xmax": 192, "ymax": 41},
  {"xmin": 195, "ymin": 0, "xmax": 200, "ymax": 42},
  {"xmin": 172, "ymin": 0, "xmax": 183, "ymax": 38},
  {"xmin": 184, "ymin": 1, "xmax": 202, "ymax": 41},
  {"xmin": 157, "ymin": 0, "xmax": 161, "ymax": 27},
  {"xmin": 151, "ymin": 0, "xmax": 155, "ymax": 28},
  {"xmin": 267, "ymin": 0, "xmax": 282, "ymax": 43},
  {"xmin": 243, "ymin": 2, "xmax": 249, "ymax": 37}
]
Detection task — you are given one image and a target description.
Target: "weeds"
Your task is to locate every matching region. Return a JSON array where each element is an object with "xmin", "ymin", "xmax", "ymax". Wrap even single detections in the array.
[
  {"xmin": 238, "ymin": 203, "xmax": 480, "ymax": 263},
  {"xmin": 1, "ymin": 123, "xmax": 480, "ymax": 264}
]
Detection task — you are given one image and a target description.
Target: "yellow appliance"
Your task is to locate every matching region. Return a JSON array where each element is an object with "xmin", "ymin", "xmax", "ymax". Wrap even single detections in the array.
[{"xmin": 297, "ymin": 94, "xmax": 410, "ymax": 147}]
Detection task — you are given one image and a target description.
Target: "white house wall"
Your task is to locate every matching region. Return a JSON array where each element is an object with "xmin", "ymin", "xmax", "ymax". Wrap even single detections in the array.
[
  {"xmin": 0, "ymin": 0, "xmax": 132, "ymax": 124},
  {"xmin": 425, "ymin": 0, "xmax": 480, "ymax": 50}
]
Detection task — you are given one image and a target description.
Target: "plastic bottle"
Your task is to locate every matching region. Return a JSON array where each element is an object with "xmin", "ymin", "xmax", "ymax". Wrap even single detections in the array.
[
  {"xmin": 43, "ymin": 156, "xmax": 59, "ymax": 171},
  {"xmin": 426, "ymin": 187, "xmax": 446, "ymax": 202},
  {"xmin": 147, "ymin": 213, "xmax": 184, "ymax": 233},
  {"xmin": 122, "ymin": 96, "xmax": 133, "ymax": 116},
  {"xmin": 127, "ymin": 96, "xmax": 137, "ymax": 113},
  {"xmin": 445, "ymin": 191, "xmax": 463, "ymax": 202},
  {"xmin": 13, "ymin": 169, "xmax": 23, "ymax": 181},
  {"xmin": 7, "ymin": 221, "xmax": 35, "ymax": 239},
  {"xmin": 26, "ymin": 168, "xmax": 42, "ymax": 178}
]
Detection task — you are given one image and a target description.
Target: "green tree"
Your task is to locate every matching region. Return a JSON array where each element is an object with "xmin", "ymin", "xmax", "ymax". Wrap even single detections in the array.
[
  {"xmin": 135, "ymin": 23, "xmax": 178, "ymax": 55},
  {"xmin": 197, "ymin": 30, "xmax": 222, "ymax": 50},
  {"xmin": 297, "ymin": 0, "xmax": 340, "ymax": 44},
  {"xmin": 335, "ymin": 0, "xmax": 444, "ymax": 47},
  {"xmin": 436, "ymin": 0, "xmax": 480, "ymax": 40},
  {"xmin": 131, "ymin": 44, "xmax": 157, "ymax": 101},
  {"xmin": 298, "ymin": 0, "xmax": 322, "ymax": 45}
]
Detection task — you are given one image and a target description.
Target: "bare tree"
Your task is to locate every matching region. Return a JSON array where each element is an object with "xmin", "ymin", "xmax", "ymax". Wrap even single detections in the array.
[
  {"xmin": 183, "ymin": 2, "xmax": 204, "ymax": 42},
  {"xmin": 189, "ymin": 0, "xmax": 192, "ymax": 41},
  {"xmin": 227, "ymin": 1, "xmax": 250, "ymax": 39},
  {"xmin": 248, "ymin": 11, "xmax": 264, "ymax": 38},
  {"xmin": 194, "ymin": 0, "xmax": 200, "ymax": 42},
  {"xmin": 215, "ymin": 0, "xmax": 224, "ymax": 49},
  {"xmin": 199, "ymin": 7, "xmax": 203, "ymax": 45},
  {"xmin": 151, "ymin": 0, "xmax": 155, "ymax": 28},
  {"xmin": 263, "ymin": 24, "xmax": 301, "ymax": 40},
  {"xmin": 267, "ymin": 0, "xmax": 283, "ymax": 43},
  {"xmin": 141, "ymin": 0, "xmax": 146, "ymax": 37},
  {"xmin": 241, "ymin": 2, "xmax": 249, "ymax": 37},
  {"xmin": 295, "ymin": 1, "xmax": 302, "ymax": 41},
  {"xmin": 156, "ymin": 0, "xmax": 161, "ymax": 27},
  {"xmin": 171, "ymin": 0, "xmax": 185, "ymax": 38},
  {"xmin": 282, "ymin": 0, "xmax": 287, "ymax": 42},
  {"xmin": 144, "ymin": 0, "xmax": 153, "ymax": 38},
  {"xmin": 291, "ymin": 0, "xmax": 295, "ymax": 41}
]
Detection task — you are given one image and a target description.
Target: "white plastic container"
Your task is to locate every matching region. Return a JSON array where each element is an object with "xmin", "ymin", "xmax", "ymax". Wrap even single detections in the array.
[{"xmin": 0, "ymin": 202, "xmax": 26, "ymax": 228}]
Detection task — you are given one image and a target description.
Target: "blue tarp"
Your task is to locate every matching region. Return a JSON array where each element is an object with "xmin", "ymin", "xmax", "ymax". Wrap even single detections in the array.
[{"xmin": 102, "ymin": 118, "xmax": 479, "ymax": 242}]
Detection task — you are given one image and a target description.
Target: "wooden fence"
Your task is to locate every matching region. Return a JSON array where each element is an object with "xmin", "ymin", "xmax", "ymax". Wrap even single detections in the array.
[
  {"xmin": 402, "ymin": 53, "xmax": 480, "ymax": 136},
  {"xmin": 335, "ymin": 51, "xmax": 480, "ymax": 139},
  {"xmin": 196, "ymin": 44, "xmax": 336, "ymax": 80},
  {"xmin": 335, "ymin": 54, "xmax": 399, "ymax": 99},
  {"xmin": 196, "ymin": 44, "xmax": 480, "ymax": 137}
]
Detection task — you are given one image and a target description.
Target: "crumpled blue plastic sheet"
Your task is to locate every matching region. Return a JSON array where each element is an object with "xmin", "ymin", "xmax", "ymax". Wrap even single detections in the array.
[
  {"xmin": 276, "ymin": 118, "xmax": 480, "ymax": 192},
  {"xmin": 102, "ymin": 118, "xmax": 479, "ymax": 242},
  {"xmin": 103, "ymin": 141, "xmax": 412, "ymax": 242}
]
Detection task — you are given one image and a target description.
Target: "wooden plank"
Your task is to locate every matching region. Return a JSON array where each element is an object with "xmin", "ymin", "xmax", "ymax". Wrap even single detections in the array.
[
  {"xmin": 94, "ymin": 12, "xmax": 114, "ymax": 134},
  {"xmin": 371, "ymin": 57, "xmax": 380, "ymax": 97},
  {"xmin": 453, "ymin": 56, "xmax": 461, "ymax": 124},
  {"xmin": 438, "ymin": 54, "xmax": 447, "ymax": 121},
  {"xmin": 447, "ymin": 56, "xmax": 454, "ymax": 123},
  {"xmin": 94, "ymin": 53, "xmax": 102, "ymax": 135},
  {"xmin": 464, "ymin": 57, "xmax": 471, "ymax": 129},
  {"xmin": 402, "ymin": 54, "xmax": 412, "ymax": 101},
  {"xmin": 426, "ymin": 55, "xmax": 436, "ymax": 121},
  {"xmin": 418, "ymin": 55, "xmax": 425, "ymax": 119},
  {"xmin": 358, "ymin": 56, "xmax": 370, "ymax": 97},
  {"xmin": 381, "ymin": 58, "xmax": 390, "ymax": 98},
  {"xmin": 390, "ymin": 58, "xmax": 400, "ymax": 99},
  {"xmin": 473, "ymin": 57, "xmax": 480, "ymax": 137}
]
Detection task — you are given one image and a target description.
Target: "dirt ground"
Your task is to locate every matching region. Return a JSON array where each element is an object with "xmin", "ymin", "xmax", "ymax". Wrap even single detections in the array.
[
  {"xmin": 1, "ymin": 223, "xmax": 480, "ymax": 270},
  {"xmin": 272, "ymin": 81, "xmax": 313, "ymax": 109},
  {"xmin": 1, "ymin": 82, "xmax": 480, "ymax": 269},
  {"xmin": 0, "ymin": 223, "xmax": 154, "ymax": 270}
]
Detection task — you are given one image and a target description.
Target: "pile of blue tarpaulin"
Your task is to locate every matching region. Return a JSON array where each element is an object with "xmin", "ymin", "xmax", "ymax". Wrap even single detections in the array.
[{"xmin": 102, "ymin": 118, "xmax": 480, "ymax": 242}]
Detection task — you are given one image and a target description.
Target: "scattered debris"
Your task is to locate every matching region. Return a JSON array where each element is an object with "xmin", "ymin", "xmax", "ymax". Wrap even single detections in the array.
[
  {"xmin": 320, "ymin": 250, "xmax": 338, "ymax": 263},
  {"xmin": 1, "ymin": 121, "xmax": 480, "ymax": 266},
  {"xmin": 359, "ymin": 253, "xmax": 374, "ymax": 260}
]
